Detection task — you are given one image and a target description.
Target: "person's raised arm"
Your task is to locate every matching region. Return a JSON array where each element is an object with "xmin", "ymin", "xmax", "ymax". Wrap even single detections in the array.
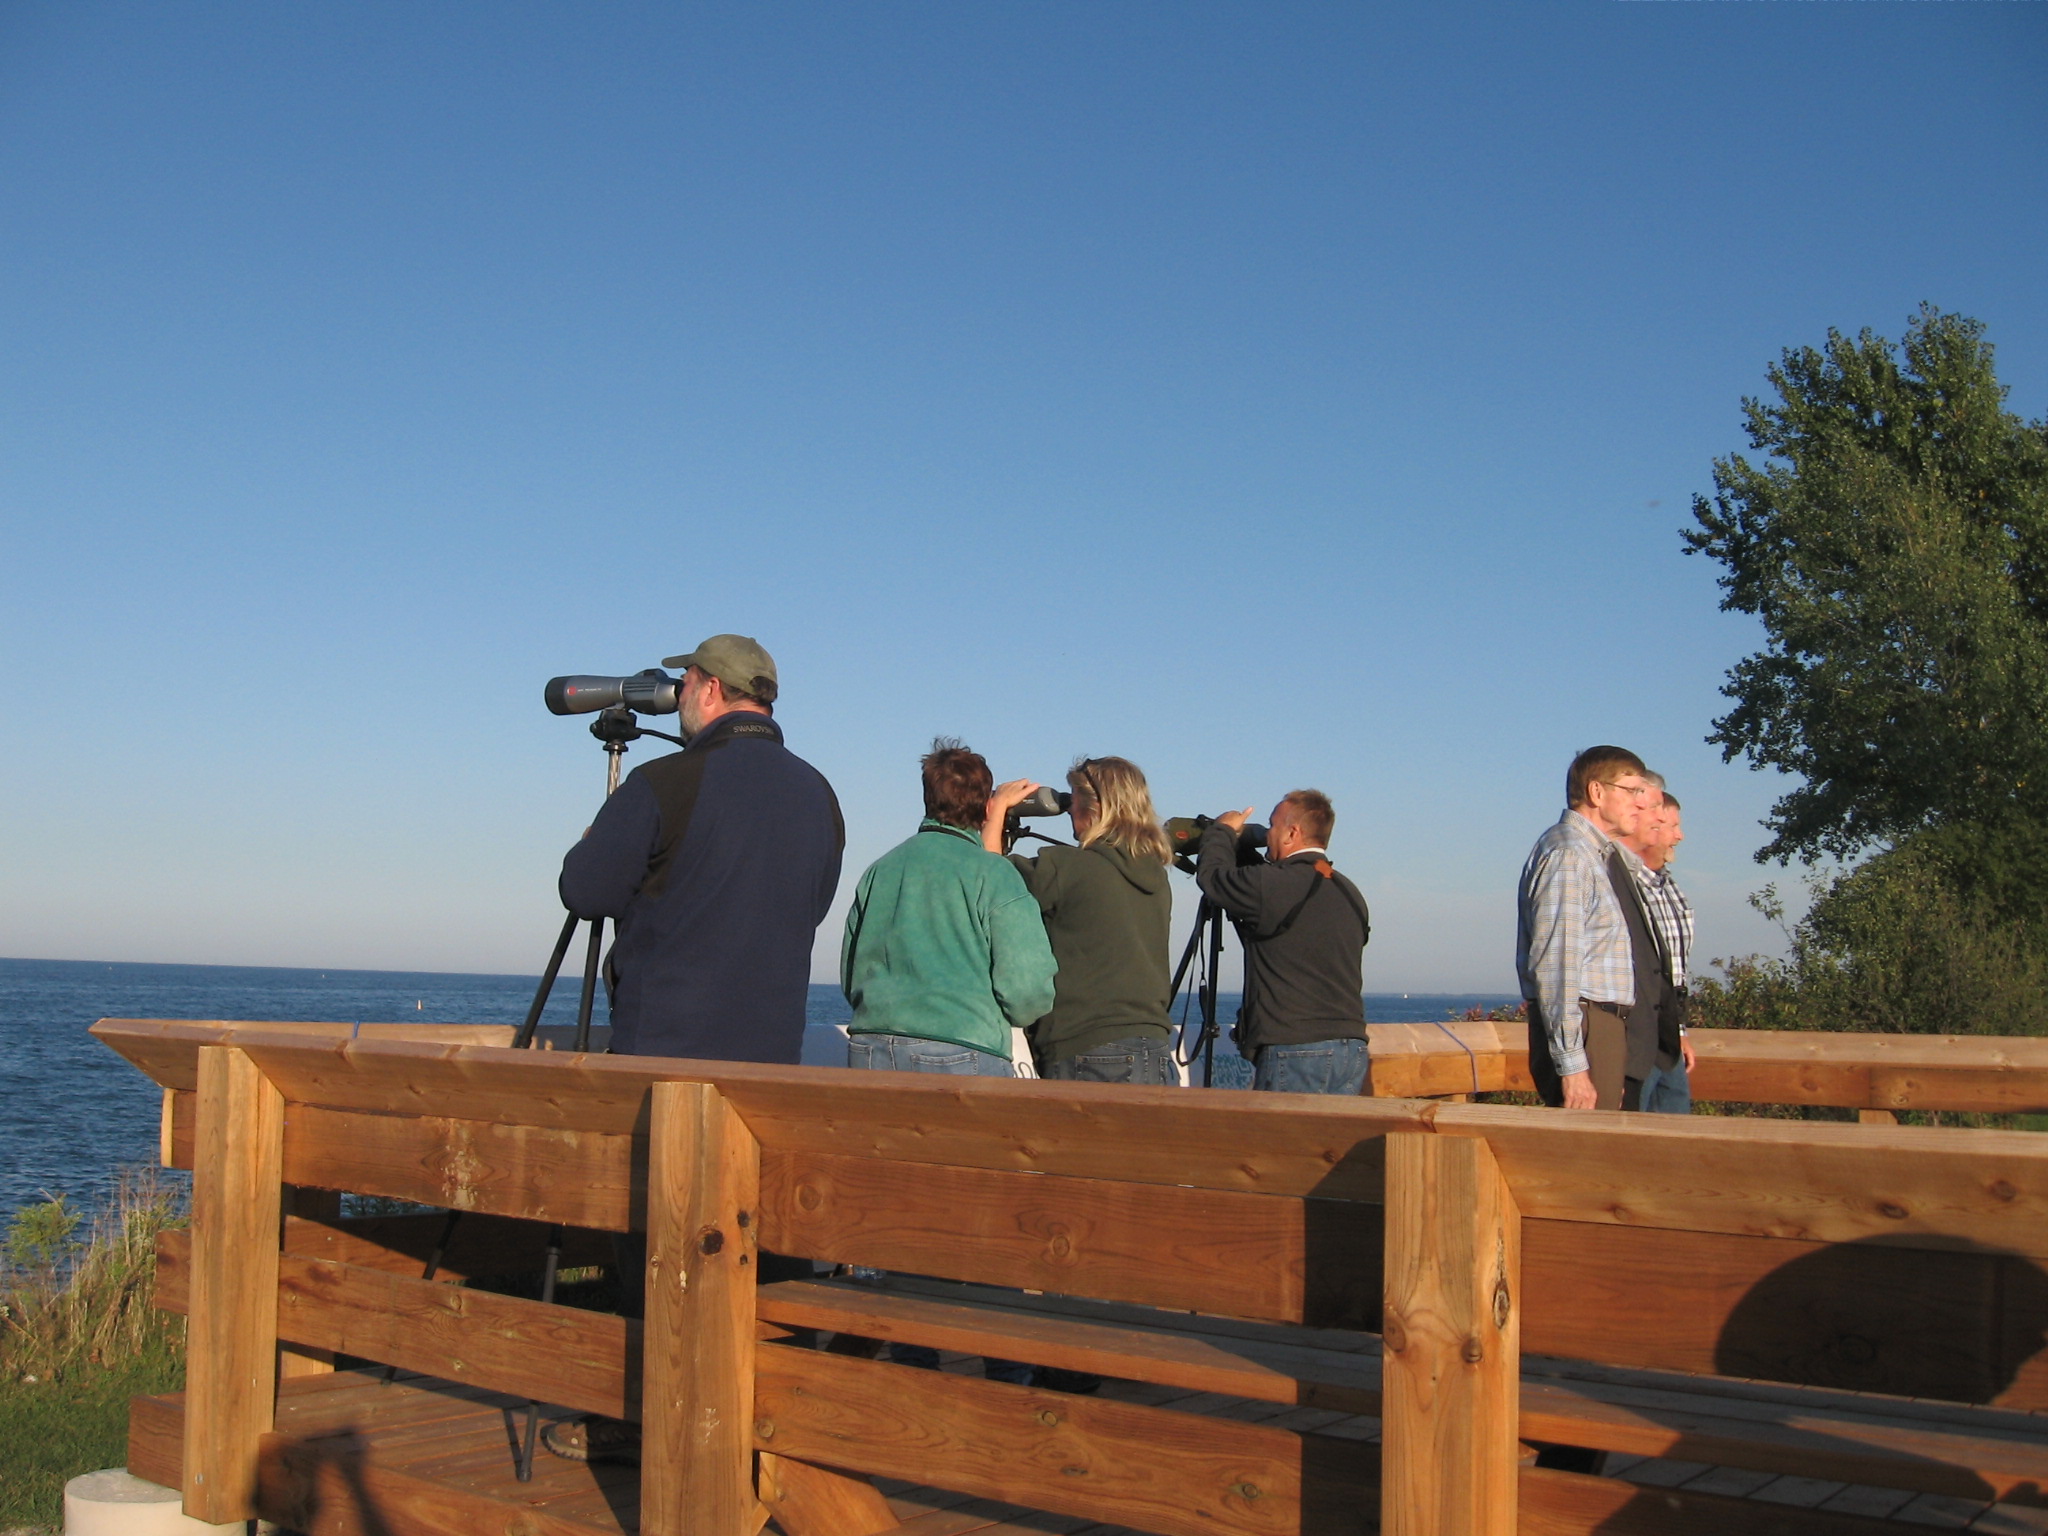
[
  {"xmin": 982, "ymin": 780, "xmax": 1039, "ymax": 853},
  {"xmin": 1194, "ymin": 808, "xmax": 1265, "ymax": 921}
]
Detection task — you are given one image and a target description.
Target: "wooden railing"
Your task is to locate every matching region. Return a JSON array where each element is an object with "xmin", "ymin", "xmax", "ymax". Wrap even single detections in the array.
[
  {"xmin": 95, "ymin": 1017, "xmax": 2048, "ymax": 1536},
  {"xmin": 1365, "ymin": 1020, "xmax": 2048, "ymax": 1119}
]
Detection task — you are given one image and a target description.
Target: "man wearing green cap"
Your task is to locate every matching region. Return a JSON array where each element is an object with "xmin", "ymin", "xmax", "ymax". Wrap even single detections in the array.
[
  {"xmin": 552, "ymin": 634, "xmax": 843, "ymax": 1465},
  {"xmin": 558, "ymin": 633, "xmax": 844, "ymax": 1065}
]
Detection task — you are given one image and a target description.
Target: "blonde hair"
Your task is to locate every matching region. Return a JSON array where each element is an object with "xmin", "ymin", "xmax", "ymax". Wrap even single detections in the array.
[{"xmin": 1068, "ymin": 756, "xmax": 1171, "ymax": 866}]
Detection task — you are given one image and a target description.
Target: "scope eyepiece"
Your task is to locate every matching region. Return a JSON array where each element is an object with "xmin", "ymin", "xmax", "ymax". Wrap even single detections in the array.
[{"xmin": 544, "ymin": 669, "xmax": 681, "ymax": 717}]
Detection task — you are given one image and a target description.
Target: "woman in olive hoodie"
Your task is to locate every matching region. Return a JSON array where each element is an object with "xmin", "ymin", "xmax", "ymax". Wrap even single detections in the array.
[{"xmin": 985, "ymin": 756, "xmax": 1178, "ymax": 1085}]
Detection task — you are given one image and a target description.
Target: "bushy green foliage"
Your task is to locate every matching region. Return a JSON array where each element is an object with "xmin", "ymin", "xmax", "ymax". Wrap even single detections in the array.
[
  {"xmin": 4, "ymin": 1197, "xmax": 81, "ymax": 1274},
  {"xmin": 1690, "ymin": 852, "xmax": 2048, "ymax": 1038},
  {"xmin": 1684, "ymin": 305, "xmax": 2048, "ymax": 871},
  {"xmin": 1685, "ymin": 308, "xmax": 2048, "ymax": 1036},
  {"xmin": 1, "ymin": 1171, "xmax": 186, "ymax": 1386}
]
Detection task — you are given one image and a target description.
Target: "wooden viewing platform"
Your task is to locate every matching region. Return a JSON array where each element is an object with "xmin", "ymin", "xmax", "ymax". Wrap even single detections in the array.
[{"xmin": 93, "ymin": 1018, "xmax": 2048, "ymax": 1536}]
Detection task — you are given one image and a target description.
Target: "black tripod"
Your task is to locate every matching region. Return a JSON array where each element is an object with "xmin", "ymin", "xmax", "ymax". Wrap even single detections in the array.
[
  {"xmin": 1170, "ymin": 897, "xmax": 1230, "ymax": 1087},
  {"xmin": 404, "ymin": 705, "xmax": 684, "ymax": 1478},
  {"xmin": 512, "ymin": 706, "xmax": 685, "ymax": 1053}
]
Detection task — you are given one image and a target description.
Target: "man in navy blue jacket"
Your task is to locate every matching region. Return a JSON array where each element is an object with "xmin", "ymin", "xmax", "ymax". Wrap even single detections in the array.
[
  {"xmin": 558, "ymin": 633, "xmax": 844, "ymax": 1064},
  {"xmin": 551, "ymin": 637, "xmax": 844, "ymax": 1464}
]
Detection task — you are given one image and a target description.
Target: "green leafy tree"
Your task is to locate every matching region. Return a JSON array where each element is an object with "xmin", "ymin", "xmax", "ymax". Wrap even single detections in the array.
[{"xmin": 1684, "ymin": 306, "xmax": 2048, "ymax": 875}]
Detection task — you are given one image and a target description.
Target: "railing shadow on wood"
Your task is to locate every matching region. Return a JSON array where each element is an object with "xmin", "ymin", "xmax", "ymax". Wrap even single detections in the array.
[{"xmin": 94, "ymin": 1017, "xmax": 2048, "ymax": 1536}]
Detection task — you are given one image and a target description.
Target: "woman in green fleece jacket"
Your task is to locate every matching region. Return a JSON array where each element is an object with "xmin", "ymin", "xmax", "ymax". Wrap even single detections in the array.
[
  {"xmin": 985, "ymin": 756, "xmax": 1179, "ymax": 1086},
  {"xmin": 840, "ymin": 738, "xmax": 1052, "ymax": 1385},
  {"xmin": 842, "ymin": 739, "xmax": 1056, "ymax": 1074}
]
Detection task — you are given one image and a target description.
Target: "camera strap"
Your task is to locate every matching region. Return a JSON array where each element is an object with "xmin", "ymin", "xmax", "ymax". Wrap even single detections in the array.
[{"xmin": 1248, "ymin": 858, "xmax": 1371, "ymax": 946}]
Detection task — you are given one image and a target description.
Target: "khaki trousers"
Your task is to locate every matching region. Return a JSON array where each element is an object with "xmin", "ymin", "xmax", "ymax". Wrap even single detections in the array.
[{"xmin": 1530, "ymin": 1001, "xmax": 1630, "ymax": 1109}]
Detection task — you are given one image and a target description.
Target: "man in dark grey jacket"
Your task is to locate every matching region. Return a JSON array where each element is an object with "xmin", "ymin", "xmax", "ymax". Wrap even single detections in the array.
[{"xmin": 1196, "ymin": 790, "xmax": 1372, "ymax": 1094}]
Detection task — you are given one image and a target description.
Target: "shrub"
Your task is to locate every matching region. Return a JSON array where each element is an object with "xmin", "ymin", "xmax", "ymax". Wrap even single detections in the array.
[{"xmin": 0, "ymin": 1169, "xmax": 186, "ymax": 1386}]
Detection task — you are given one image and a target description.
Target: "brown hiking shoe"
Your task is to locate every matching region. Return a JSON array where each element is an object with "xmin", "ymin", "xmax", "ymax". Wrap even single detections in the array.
[{"xmin": 542, "ymin": 1415, "xmax": 641, "ymax": 1465}]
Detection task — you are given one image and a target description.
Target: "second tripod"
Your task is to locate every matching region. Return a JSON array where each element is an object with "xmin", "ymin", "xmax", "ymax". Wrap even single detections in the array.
[{"xmin": 1170, "ymin": 896, "xmax": 1229, "ymax": 1087}]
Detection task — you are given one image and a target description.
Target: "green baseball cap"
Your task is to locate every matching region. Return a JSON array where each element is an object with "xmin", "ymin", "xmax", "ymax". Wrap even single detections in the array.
[{"xmin": 663, "ymin": 634, "xmax": 779, "ymax": 699}]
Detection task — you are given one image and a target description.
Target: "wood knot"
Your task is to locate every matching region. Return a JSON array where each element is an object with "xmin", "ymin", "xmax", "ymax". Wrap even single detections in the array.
[
  {"xmin": 1877, "ymin": 1201, "xmax": 1909, "ymax": 1221},
  {"xmin": 1037, "ymin": 1408, "xmax": 1062, "ymax": 1427},
  {"xmin": 1383, "ymin": 1319, "xmax": 1408, "ymax": 1353},
  {"xmin": 1991, "ymin": 1181, "xmax": 2017, "ymax": 1202},
  {"xmin": 699, "ymin": 1227, "xmax": 725, "ymax": 1255},
  {"xmin": 794, "ymin": 1183, "xmax": 824, "ymax": 1212},
  {"xmin": 1233, "ymin": 1482, "xmax": 1264, "ymax": 1501},
  {"xmin": 1461, "ymin": 1336, "xmax": 1485, "ymax": 1364},
  {"xmin": 755, "ymin": 1418, "xmax": 775, "ymax": 1439}
]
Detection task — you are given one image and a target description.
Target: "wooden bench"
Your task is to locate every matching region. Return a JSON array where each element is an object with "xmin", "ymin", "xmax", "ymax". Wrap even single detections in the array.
[{"xmin": 96, "ymin": 1018, "xmax": 2048, "ymax": 1536}]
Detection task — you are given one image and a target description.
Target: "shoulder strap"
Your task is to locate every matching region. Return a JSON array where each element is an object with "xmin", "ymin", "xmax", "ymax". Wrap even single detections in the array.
[
  {"xmin": 639, "ymin": 739, "xmax": 733, "ymax": 900},
  {"xmin": 1248, "ymin": 858, "xmax": 1370, "ymax": 945}
]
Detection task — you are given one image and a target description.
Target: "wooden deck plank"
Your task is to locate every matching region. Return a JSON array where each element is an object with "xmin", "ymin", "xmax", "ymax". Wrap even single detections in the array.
[{"xmin": 1518, "ymin": 1464, "xmax": 1909, "ymax": 1534}]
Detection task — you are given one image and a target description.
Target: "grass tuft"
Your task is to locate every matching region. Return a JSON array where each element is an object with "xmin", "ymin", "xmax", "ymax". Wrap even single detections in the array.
[{"xmin": 0, "ymin": 1171, "xmax": 187, "ymax": 1530}]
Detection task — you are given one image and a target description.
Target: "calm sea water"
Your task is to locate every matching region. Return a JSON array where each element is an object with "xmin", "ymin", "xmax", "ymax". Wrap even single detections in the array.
[{"xmin": 0, "ymin": 956, "xmax": 1513, "ymax": 1223}]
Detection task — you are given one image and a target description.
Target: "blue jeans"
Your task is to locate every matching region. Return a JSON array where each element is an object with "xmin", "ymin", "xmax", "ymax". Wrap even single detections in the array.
[
  {"xmin": 1040, "ymin": 1036, "xmax": 1180, "ymax": 1086},
  {"xmin": 1637, "ymin": 1057, "xmax": 1693, "ymax": 1115},
  {"xmin": 845, "ymin": 1030, "xmax": 1029, "ymax": 1382},
  {"xmin": 847, "ymin": 1032, "xmax": 1015, "ymax": 1077},
  {"xmin": 1253, "ymin": 1036, "xmax": 1370, "ymax": 1096}
]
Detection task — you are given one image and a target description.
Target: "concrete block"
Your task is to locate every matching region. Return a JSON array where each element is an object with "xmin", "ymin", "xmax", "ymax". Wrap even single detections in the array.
[{"xmin": 61, "ymin": 1469, "xmax": 246, "ymax": 1536}]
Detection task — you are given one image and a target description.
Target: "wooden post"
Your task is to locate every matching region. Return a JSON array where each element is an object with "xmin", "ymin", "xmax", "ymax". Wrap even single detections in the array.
[
  {"xmin": 643, "ymin": 1080, "xmax": 763, "ymax": 1536},
  {"xmin": 182, "ymin": 1046, "xmax": 285, "ymax": 1523},
  {"xmin": 1380, "ymin": 1131, "xmax": 1521, "ymax": 1536}
]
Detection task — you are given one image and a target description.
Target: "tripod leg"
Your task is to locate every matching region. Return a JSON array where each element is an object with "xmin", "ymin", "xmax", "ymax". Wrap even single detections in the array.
[
  {"xmin": 1202, "ymin": 907, "xmax": 1226, "ymax": 1088},
  {"xmin": 516, "ymin": 1225, "xmax": 567, "ymax": 1482},
  {"xmin": 573, "ymin": 917, "xmax": 605, "ymax": 1054},
  {"xmin": 514, "ymin": 913, "xmax": 581, "ymax": 1049}
]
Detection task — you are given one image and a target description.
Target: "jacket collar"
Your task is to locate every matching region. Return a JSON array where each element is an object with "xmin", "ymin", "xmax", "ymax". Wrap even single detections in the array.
[{"xmin": 687, "ymin": 711, "xmax": 782, "ymax": 750}]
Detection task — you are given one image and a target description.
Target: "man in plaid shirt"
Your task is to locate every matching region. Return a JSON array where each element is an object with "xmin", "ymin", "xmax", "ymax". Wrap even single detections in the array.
[
  {"xmin": 1622, "ymin": 788, "xmax": 1696, "ymax": 1114},
  {"xmin": 1515, "ymin": 746, "xmax": 1661, "ymax": 1109}
]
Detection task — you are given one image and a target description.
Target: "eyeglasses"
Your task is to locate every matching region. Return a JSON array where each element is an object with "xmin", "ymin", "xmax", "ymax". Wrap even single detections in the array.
[{"xmin": 1596, "ymin": 779, "xmax": 1658, "ymax": 801}]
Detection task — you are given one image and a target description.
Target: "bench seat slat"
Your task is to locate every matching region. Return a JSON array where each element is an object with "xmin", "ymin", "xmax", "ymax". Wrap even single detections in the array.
[{"xmin": 761, "ymin": 1279, "xmax": 2048, "ymax": 1510}]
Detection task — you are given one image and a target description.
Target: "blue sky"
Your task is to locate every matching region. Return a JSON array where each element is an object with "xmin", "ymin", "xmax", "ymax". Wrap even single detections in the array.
[{"xmin": 3, "ymin": 2, "xmax": 2043, "ymax": 990}]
